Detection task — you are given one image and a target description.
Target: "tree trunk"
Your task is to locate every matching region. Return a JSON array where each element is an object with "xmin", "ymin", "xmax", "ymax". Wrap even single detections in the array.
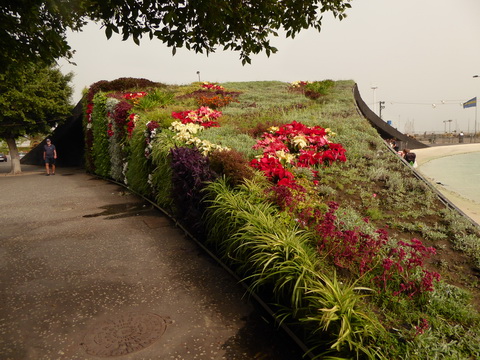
[{"xmin": 5, "ymin": 137, "xmax": 21, "ymax": 174}]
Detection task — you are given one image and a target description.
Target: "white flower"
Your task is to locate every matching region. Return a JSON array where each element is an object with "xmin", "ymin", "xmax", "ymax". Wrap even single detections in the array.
[
  {"xmin": 170, "ymin": 120, "xmax": 229, "ymax": 156},
  {"xmin": 325, "ymin": 128, "xmax": 336, "ymax": 137},
  {"xmin": 276, "ymin": 150, "xmax": 295, "ymax": 164},
  {"xmin": 292, "ymin": 135, "xmax": 308, "ymax": 149},
  {"xmin": 122, "ymin": 161, "xmax": 129, "ymax": 185}
]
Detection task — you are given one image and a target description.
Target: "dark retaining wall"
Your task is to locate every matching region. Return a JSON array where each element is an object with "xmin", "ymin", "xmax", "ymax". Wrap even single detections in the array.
[
  {"xmin": 21, "ymin": 100, "xmax": 85, "ymax": 167},
  {"xmin": 353, "ymin": 84, "xmax": 428, "ymax": 150}
]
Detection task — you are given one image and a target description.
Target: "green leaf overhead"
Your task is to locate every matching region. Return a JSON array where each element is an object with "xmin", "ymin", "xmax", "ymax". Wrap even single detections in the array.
[{"xmin": 0, "ymin": 0, "xmax": 352, "ymax": 68}]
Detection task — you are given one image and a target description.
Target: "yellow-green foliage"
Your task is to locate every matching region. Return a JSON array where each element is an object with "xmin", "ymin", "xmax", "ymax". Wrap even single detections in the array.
[
  {"xmin": 91, "ymin": 92, "xmax": 110, "ymax": 177},
  {"xmin": 124, "ymin": 117, "xmax": 152, "ymax": 196}
]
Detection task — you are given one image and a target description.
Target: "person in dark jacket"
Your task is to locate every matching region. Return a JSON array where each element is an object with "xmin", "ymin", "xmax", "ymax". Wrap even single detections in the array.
[{"xmin": 43, "ymin": 139, "xmax": 57, "ymax": 176}]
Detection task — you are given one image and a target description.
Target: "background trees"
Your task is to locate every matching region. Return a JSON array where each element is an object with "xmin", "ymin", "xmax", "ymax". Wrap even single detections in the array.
[{"xmin": 0, "ymin": 64, "xmax": 73, "ymax": 174}]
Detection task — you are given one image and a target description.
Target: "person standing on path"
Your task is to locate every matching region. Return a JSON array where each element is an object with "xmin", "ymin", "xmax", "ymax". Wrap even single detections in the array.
[{"xmin": 43, "ymin": 139, "xmax": 57, "ymax": 176}]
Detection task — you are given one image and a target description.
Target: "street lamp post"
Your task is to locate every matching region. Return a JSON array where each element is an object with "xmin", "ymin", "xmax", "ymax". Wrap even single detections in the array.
[
  {"xmin": 443, "ymin": 120, "xmax": 453, "ymax": 133},
  {"xmin": 371, "ymin": 86, "xmax": 378, "ymax": 115},
  {"xmin": 473, "ymin": 75, "xmax": 479, "ymax": 137},
  {"xmin": 379, "ymin": 101, "xmax": 385, "ymax": 119}
]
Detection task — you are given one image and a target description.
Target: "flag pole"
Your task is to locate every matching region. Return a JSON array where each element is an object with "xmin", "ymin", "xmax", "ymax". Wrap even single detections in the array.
[
  {"xmin": 474, "ymin": 96, "xmax": 478, "ymax": 137},
  {"xmin": 476, "ymin": 101, "xmax": 477, "ymax": 137},
  {"xmin": 463, "ymin": 96, "xmax": 478, "ymax": 138}
]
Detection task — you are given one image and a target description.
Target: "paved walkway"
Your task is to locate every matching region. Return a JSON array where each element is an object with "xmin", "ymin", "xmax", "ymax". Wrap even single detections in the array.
[{"xmin": 0, "ymin": 164, "xmax": 302, "ymax": 360}]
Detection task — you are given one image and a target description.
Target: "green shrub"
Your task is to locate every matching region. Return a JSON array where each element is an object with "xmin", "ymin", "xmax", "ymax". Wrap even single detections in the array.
[
  {"xmin": 124, "ymin": 118, "xmax": 152, "ymax": 196},
  {"xmin": 134, "ymin": 89, "xmax": 174, "ymax": 111},
  {"xmin": 197, "ymin": 124, "xmax": 260, "ymax": 159},
  {"xmin": 205, "ymin": 178, "xmax": 383, "ymax": 358},
  {"xmin": 91, "ymin": 92, "xmax": 110, "ymax": 177},
  {"xmin": 139, "ymin": 108, "xmax": 175, "ymax": 129},
  {"xmin": 304, "ymin": 79, "xmax": 335, "ymax": 99},
  {"xmin": 149, "ymin": 130, "xmax": 183, "ymax": 213}
]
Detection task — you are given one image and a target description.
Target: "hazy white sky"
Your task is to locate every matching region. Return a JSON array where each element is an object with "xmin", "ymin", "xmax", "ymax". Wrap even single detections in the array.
[{"xmin": 58, "ymin": 0, "xmax": 480, "ymax": 133}]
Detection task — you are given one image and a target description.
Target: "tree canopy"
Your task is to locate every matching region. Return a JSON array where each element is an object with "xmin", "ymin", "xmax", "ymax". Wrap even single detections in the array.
[
  {"xmin": 0, "ymin": 63, "xmax": 73, "ymax": 173},
  {"xmin": 0, "ymin": 64, "xmax": 73, "ymax": 139},
  {"xmin": 0, "ymin": 0, "xmax": 352, "ymax": 68}
]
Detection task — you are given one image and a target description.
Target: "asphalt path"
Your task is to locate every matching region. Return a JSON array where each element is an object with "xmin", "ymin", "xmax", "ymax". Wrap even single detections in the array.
[{"xmin": 0, "ymin": 163, "xmax": 302, "ymax": 360}]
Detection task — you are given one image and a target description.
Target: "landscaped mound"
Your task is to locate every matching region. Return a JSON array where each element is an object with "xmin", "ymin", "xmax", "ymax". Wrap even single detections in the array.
[{"xmin": 83, "ymin": 78, "xmax": 480, "ymax": 359}]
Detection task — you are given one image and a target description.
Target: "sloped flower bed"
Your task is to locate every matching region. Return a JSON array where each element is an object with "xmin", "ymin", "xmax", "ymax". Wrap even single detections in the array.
[{"xmin": 83, "ymin": 79, "xmax": 480, "ymax": 359}]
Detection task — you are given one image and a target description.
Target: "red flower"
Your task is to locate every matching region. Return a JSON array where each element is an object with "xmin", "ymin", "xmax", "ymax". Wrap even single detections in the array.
[
  {"xmin": 201, "ymin": 83, "xmax": 224, "ymax": 91},
  {"xmin": 86, "ymin": 103, "xmax": 94, "ymax": 114},
  {"xmin": 127, "ymin": 120, "xmax": 136, "ymax": 137},
  {"xmin": 146, "ymin": 120, "xmax": 160, "ymax": 132},
  {"xmin": 107, "ymin": 123, "xmax": 114, "ymax": 137},
  {"xmin": 250, "ymin": 121, "xmax": 347, "ymax": 188},
  {"xmin": 171, "ymin": 107, "xmax": 222, "ymax": 128},
  {"xmin": 122, "ymin": 92, "xmax": 147, "ymax": 100},
  {"xmin": 251, "ymin": 156, "xmax": 294, "ymax": 185}
]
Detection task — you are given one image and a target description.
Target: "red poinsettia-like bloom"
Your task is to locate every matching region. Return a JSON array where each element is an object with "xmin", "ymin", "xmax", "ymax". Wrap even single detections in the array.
[
  {"xmin": 146, "ymin": 120, "xmax": 160, "ymax": 132},
  {"xmin": 122, "ymin": 92, "xmax": 147, "ymax": 100},
  {"xmin": 126, "ymin": 113, "xmax": 137, "ymax": 137},
  {"xmin": 250, "ymin": 156, "xmax": 294, "ymax": 184},
  {"xmin": 250, "ymin": 121, "xmax": 346, "ymax": 188},
  {"xmin": 171, "ymin": 106, "xmax": 222, "ymax": 128},
  {"xmin": 201, "ymin": 82, "xmax": 225, "ymax": 91}
]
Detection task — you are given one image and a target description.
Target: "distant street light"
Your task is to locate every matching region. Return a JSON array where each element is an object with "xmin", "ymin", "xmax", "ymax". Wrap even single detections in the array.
[
  {"xmin": 379, "ymin": 101, "xmax": 385, "ymax": 119},
  {"xmin": 473, "ymin": 75, "xmax": 479, "ymax": 135},
  {"xmin": 443, "ymin": 119, "xmax": 452, "ymax": 133},
  {"xmin": 196, "ymin": 71, "xmax": 201, "ymax": 82},
  {"xmin": 371, "ymin": 86, "xmax": 378, "ymax": 115}
]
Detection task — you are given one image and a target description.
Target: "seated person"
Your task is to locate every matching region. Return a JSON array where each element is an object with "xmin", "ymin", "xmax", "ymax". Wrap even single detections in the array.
[{"xmin": 403, "ymin": 148, "xmax": 416, "ymax": 166}]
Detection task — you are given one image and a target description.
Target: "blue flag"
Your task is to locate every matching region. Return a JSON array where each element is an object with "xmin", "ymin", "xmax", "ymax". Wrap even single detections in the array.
[{"xmin": 463, "ymin": 97, "xmax": 477, "ymax": 108}]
